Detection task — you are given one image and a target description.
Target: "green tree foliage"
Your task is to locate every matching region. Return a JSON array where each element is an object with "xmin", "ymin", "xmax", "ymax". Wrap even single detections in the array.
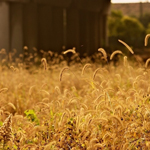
[
  {"xmin": 139, "ymin": 13, "xmax": 150, "ymax": 28},
  {"xmin": 146, "ymin": 23, "xmax": 150, "ymax": 34},
  {"xmin": 108, "ymin": 10, "xmax": 124, "ymax": 37},
  {"xmin": 108, "ymin": 10, "xmax": 145, "ymax": 48},
  {"xmin": 120, "ymin": 16, "xmax": 145, "ymax": 45}
]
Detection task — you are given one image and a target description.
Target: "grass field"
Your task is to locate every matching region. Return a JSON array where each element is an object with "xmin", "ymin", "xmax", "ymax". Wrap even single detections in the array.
[{"xmin": 0, "ymin": 38, "xmax": 150, "ymax": 150}]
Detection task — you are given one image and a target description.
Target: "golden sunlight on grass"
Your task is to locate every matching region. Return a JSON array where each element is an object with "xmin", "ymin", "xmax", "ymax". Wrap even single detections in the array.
[{"xmin": 0, "ymin": 37, "xmax": 150, "ymax": 149}]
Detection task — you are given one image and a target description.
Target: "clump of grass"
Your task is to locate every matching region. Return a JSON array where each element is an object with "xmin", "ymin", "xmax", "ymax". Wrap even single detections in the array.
[{"xmin": 0, "ymin": 114, "xmax": 12, "ymax": 148}]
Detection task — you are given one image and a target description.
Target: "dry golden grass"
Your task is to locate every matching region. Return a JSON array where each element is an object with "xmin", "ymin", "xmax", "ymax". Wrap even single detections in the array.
[{"xmin": 0, "ymin": 38, "xmax": 150, "ymax": 149}]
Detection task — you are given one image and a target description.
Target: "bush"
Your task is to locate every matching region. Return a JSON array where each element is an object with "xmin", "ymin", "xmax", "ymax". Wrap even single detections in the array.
[
  {"xmin": 108, "ymin": 10, "xmax": 124, "ymax": 37},
  {"xmin": 139, "ymin": 13, "xmax": 150, "ymax": 28},
  {"xmin": 120, "ymin": 16, "xmax": 145, "ymax": 46},
  {"xmin": 146, "ymin": 23, "xmax": 150, "ymax": 34},
  {"xmin": 108, "ymin": 10, "xmax": 145, "ymax": 48}
]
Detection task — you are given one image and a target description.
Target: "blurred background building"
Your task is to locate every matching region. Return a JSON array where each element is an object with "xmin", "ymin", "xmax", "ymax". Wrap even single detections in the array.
[
  {"xmin": 111, "ymin": 2, "xmax": 150, "ymax": 18},
  {"xmin": 0, "ymin": 0, "xmax": 111, "ymax": 56}
]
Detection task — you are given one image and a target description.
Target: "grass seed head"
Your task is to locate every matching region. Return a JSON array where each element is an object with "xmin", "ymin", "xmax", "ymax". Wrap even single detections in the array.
[
  {"xmin": 110, "ymin": 50, "xmax": 123, "ymax": 60},
  {"xmin": 124, "ymin": 56, "xmax": 128, "ymax": 67},
  {"xmin": 63, "ymin": 47, "xmax": 76, "ymax": 55},
  {"xmin": 145, "ymin": 34, "xmax": 150, "ymax": 46},
  {"xmin": 59, "ymin": 67, "xmax": 70, "ymax": 81},
  {"xmin": 145, "ymin": 58, "xmax": 150, "ymax": 68},
  {"xmin": 41, "ymin": 58, "xmax": 47, "ymax": 70},
  {"xmin": 0, "ymin": 88, "xmax": 8, "ymax": 93},
  {"xmin": 81, "ymin": 63, "xmax": 92, "ymax": 76},
  {"xmin": 98, "ymin": 48, "xmax": 108, "ymax": 62},
  {"xmin": 93, "ymin": 68, "xmax": 101, "ymax": 80},
  {"xmin": 0, "ymin": 114, "xmax": 12, "ymax": 143},
  {"xmin": 118, "ymin": 39, "xmax": 134, "ymax": 54}
]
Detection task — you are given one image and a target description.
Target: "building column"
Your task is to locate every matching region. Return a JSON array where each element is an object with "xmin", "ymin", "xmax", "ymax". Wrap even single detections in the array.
[
  {"xmin": 99, "ymin": 13, "xmax": 108, "ymax": 48},
  {"xmin": 0, "ymin": 2, "xmax": 10, "ymax": 52},
  {"xmin": 89, "ymin": 11, "xmax": 99, "ymax": 54},
  {"xmin": 66, "ymin": 8, "xmax": 79, "ymax": 50},
  {"xmin": 23, "ymin": 3, "xmax": 38, "ymax": 52},
  {"xmin": 10, "ymin": 3, "xmax": 23, "ymax": 55},
  {"xmin": 94, "ymin": 12, "xmax": 99, "ymax": 51},
  {"xmin": 51, "ymin": 7, "xmax": 63, "ymax": 52},
  {"xmin": 103, "ymin": 14, "xmax": 108, "ymax": 47},
  {"xmin": 79, "ymin": 10, "xmax": 90, "ymax": 55},
  {"xmin": 99, "ymin": 13, "xmax": 103, "ymax": 47},
  {"xmin": 63, "ymin": 8, "xmax": 67, "ymax": 49},
  {"xmin": 86, "ymin": 12, "xmax": 90, "ymax": 54},
  {"xmin": 38, "ymin": 5, "xmax": 50, "ymax": 51}
]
